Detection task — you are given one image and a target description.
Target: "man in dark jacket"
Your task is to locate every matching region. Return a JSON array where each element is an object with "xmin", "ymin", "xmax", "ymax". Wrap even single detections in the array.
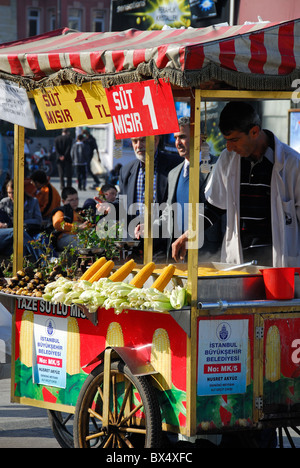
[
  {"xmin": 55, "ymin": 129, "xmax": 73, "ymax": 190},
  {"xmin": 71, "ymin": 134, "xmax": 90, "ymax": 191},
  {"xmin": 135, "ymin": 118, "xmax": 225, "ymax": 261},
  {"xmin": 116, "ymin": 136, "xmax": 182, "ymax": 255}
]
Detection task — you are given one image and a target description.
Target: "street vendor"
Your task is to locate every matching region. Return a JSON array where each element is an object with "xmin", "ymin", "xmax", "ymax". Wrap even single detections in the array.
[
  {"xmin": 135, "ymin": 117, "xmax": 224, "ymax": 261},
  {"xmin": 117, "ymin": 136, "xmax": 182, "ymax": 226},
  {"xmin": 116, "ymin": 135, "xmax": 182, "ymax": 260},
  {"xmin": 51, "ymin": 187, "xmax": 90, "ymax": 251},
  {"xmin": 172, "ymin": 101, "xmax": 300, "ymax": 267}
]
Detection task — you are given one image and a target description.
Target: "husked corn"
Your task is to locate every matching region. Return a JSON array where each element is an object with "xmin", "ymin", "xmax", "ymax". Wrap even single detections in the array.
[
  {"xmin": 265, "ymin": 325, "xmax": 281, "ymax": 382},
  {"xmin": 80, "ymin": 257, "xmax": 107, "ymax": 280},
  {"xmin": 151, "ymin": 328, "xmax": 172, "ymax": 390},
  {"xmin": 89, "ymin": 260, "xmax": 115, "ymax": 283},
  {"xmin": 19, "ymin": 310, "xmax": 34, "ymax": 368},
  {"xmin": 66, "ymin": 317, "xmax": 81, "ymax": 375},
  {"xmin": 151, "ymin": 264, "xmax": 175, "ymax": 292},
  {"xmin": 110, "ymin": 259, "xmax": 136, "ymax": 282},
  {"xmin": 105, "ymin": 322, "xmax": 124, "ymax": 347},
  {"xmin": 130, "ymin": 262, "xmax": 155, "ymax": 288}
]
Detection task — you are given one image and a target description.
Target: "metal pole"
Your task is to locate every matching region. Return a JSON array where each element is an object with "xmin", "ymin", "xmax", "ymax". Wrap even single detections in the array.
[
  {"xmin": 13, "ymin": 125, "xmax": 25, "ymax": 276},
  {"xmin": 186, "ymin": 89, "xmax": 201, "ymax": 436},
  {"xmin": 143, "ymin": 135, "xmax": 154, "ymax": 264}
]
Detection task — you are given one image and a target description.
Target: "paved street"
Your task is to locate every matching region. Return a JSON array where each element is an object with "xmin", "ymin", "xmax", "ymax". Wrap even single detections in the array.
[
  {"xmin": 0, "ymin": 176, "xmax": 98, "ymax": 449},
  {"xmin": 0, "ymin": 377, "xmax": 60, "ymax": 448}
]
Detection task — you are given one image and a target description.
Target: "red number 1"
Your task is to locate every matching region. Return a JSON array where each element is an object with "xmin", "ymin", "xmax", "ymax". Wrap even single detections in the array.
[{"xmin": 74, "ymin": 90, "xmax": 93, "ymax": 119}]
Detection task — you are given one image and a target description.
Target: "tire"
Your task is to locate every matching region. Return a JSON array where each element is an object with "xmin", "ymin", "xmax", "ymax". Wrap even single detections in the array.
[
  {"xmin": 47, "ymin": 410, "xmax": 74, "ymax": 448},
  {"xmin": 74, "ymin": 360, "xmax": 162, "ymax": 448}
]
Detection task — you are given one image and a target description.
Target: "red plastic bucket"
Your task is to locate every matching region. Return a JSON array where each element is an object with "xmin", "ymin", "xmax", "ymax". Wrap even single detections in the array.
[{"xmin": 260, "ymin": 268, "xmax": 299, "ymax": 300}]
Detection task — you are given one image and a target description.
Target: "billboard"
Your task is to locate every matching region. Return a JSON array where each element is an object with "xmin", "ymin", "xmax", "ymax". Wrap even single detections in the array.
[{"xmin": 111, "ymin": 0, "xmax": 192, "ymax": 30}]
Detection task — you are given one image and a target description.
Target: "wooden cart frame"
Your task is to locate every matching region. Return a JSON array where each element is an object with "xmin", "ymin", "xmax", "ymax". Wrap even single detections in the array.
[
  {"xmin": 6, "ymin": 87, "xmax": 300, "ymax": 449},
  {"xmin": 1, "ymin": 21, "xmax": 300, "ymax": 447}
]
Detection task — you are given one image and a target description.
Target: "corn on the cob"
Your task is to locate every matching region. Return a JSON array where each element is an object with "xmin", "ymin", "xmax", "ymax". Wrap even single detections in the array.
[
  {"xmin": 80, "ymin": 257, "xmax": 107, "ymax": 281},
  {"xmin": 105, "ymin": 322, "xmax": 124, "ymax": 347},
  {"xmin": 151, "ymin": 328, "xmax": 172, "ymax": 390},
  {"xmin": 130, "ymin": 262, "xmax": 156, "ymax": 288},
  {"xmin": 89, "ymin": 260, "xmax": 115, "ymax": 283},
  {"xmin": 66, "ymin": 317, "xmax": 81, "ymax": 375},
  {"xmin": 109, "ymin": 259, "xmax": 137, "ymax": 282},
  {"xmin": 265, "ymin": 325, "xmax": 281, "ymax": 382},
  {"xmin": 150, "ymin": 264, "xmax": 175, "ymax": 292},
  {"xmin": 19, "ymin": 310, "xmax": 34, "ymax": 368}
]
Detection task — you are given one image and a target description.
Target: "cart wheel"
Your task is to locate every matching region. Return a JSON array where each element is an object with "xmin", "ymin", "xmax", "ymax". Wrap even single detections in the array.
[
  {"xmin": 74, "ymin": 360, "xmax": 162, "ymax": 448},
  {"xmin": 278, "ymin": 426, "xmax": 300, "ymax": 448},
  {"xmin": 47, "ymin": 410, "xmax": 74, "ymax": 448}
]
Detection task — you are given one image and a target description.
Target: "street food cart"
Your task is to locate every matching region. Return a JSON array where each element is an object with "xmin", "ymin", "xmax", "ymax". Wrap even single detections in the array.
[{"xmin": 1, "ymin": 18, "xmax": 300, "ymax": 448}]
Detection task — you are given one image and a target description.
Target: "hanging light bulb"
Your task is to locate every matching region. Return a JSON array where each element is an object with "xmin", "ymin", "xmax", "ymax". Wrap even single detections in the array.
[
  {"xmin": 200, "ymin": 139, "xmax": 214, "ymax": 174},
  {"xmin": 200, "ymin": 101, "xmax": 214, "ymax": 174}
]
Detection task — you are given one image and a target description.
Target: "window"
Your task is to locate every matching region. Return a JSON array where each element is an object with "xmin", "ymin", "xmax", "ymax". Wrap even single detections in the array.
[
  {"xmin": 28, "ymin": 8, "xmax": 40, "ymax": 37},
  {"xmin": 68, "ymin": 8, "xmax": 83, "ymax": 31},
  {"xmin": 48, "ymin": 9, "xmax": 56, "ymax": 31},
  {"xmin": 92, "ymin": 10, "xmax": 105, "ymax": 32}
]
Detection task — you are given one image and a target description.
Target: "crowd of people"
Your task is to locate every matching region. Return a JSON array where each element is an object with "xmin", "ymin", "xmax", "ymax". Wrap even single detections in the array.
[
  {"xmin": 54, "ymin": 128, "xmax": 103, "ymax": 192},
  {"xmin": 1, "ymin": 101, "xmax": 300, "ymax": 270},
  {"xmin": 0, "ymin": 170, "xmax": 119, "ymax": 263},
  {"xmin": 0, "ymin": 126, "xmax": 121, "ymax": 263}
]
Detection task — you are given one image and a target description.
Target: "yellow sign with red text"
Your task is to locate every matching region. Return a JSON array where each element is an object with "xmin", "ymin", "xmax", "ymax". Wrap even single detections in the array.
[{"xmin": 32, "ymin": 81, "xmax": 111, "ymax": 129}]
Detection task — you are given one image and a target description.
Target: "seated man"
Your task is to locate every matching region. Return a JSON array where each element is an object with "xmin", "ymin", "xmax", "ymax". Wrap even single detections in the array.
[
  {"xmin": 0, "ymin": 180, "xmax": 42, "ymax": 261},
  {"xmin": 52, "ymin": 187, "xmax": 90, "ymax": 251},
  {"xmin": 94, "ymin": 183, "xmax": 118, "ymax": 217},
  {"xmin": 99, "ymin": 183, "xmax": 118, "ymax": 203}
]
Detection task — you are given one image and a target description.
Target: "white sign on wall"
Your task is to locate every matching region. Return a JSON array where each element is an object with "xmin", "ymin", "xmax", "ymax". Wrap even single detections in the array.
[{"xmin": 0, "ymin": 79, "xmax": 36, "ymax": 129}]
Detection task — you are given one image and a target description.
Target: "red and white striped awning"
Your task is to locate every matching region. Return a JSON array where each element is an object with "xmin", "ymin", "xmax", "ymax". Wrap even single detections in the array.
[{"xmin": 0, "ymin": 18, "xmax": 299, "ymax": 90}]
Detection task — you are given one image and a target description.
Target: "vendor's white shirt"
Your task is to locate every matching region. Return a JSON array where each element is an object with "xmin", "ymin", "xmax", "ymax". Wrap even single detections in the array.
[{"xmin": 205, "ymin": 134, "xmax": 300, "ymax": 267}]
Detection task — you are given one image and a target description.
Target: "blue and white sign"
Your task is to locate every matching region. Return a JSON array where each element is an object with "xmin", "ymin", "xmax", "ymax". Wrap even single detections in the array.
[
  {"xmin": 197, "ymin": 319, "xmax": 249, "ymax": 396},
  {"xmin": 33, "ymin": 315, "xmax": 67, "ymax": 388}
]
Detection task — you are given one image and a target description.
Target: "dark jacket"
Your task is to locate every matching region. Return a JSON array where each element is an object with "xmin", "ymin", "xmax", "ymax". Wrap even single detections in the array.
[
  {"xmin": 118, "ymin": 150, "xmax": 182, "ymax": 212},
  {"xmin": 114, "ymin": 149, "xmax": 182, "ymax": 245},
  {"xmin": 71, "ymin": 141, "xmax": 89, "ymax": 166},
  {"xmin": 55, "ymin": 133, "xmax": 73, "ymax": 164},
  {"xmin": 155, "ymin": 156, "xmax": 225, "ymax": 260},
  {"xmin": 0, "ymin": 209, "xmax": 11, "ymax": 226}
]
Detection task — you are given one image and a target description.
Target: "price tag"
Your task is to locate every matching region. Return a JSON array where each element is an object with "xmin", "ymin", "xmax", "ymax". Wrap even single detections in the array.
[
  {"xmin": 32, "ymin": 81, "xmax": 111, "ymax": 129},
  {"xmin": 105, "ymin": 79, "xmax": 179, "ymax": 139}
]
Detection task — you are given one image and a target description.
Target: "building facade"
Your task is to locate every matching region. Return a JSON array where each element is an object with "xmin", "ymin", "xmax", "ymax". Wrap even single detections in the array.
[
  {"xmin": 0, "ymin": 0, "xmax": 111, "ymax": 44},
  {"xmin": 17, "ymin": 0, "xmax": 111, "ymax": 39}
]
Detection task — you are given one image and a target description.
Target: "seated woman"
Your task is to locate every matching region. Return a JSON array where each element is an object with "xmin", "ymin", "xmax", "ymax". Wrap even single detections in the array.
[{"xmin": 52, "ymin": 187, "xmax": 90, "ymax": 251}]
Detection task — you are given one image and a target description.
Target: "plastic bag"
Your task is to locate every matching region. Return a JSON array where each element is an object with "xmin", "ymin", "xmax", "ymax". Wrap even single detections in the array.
[{"xmin": 90, "ymin": 151, "xmax": 106, "ymax": 175}]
